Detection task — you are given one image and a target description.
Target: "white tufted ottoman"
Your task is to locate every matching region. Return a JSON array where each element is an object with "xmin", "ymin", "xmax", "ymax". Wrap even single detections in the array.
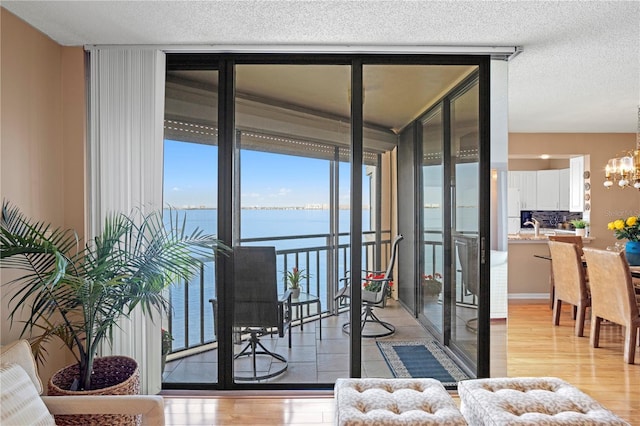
[
  {"xmin": 458, "ymin": 377, "xmax": 630, "ymax": 425},
  {"xmin": 334, "ymin": 378, "xmax": 467, "ymax": 425}
]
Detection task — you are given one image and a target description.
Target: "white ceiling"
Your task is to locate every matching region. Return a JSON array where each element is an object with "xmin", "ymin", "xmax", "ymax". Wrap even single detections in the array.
[{"xmin": 3, "ymin": 1, "xmax": 639, "ymax": 133}]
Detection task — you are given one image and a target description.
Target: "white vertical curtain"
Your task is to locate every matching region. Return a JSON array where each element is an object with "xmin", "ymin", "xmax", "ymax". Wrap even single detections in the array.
[{"xmin": 88, "ymin": 48, "xmax": 166, "ymax": 394}]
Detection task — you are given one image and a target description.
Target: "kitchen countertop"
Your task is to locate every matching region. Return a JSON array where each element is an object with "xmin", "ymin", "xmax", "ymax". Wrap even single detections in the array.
[{"xmin": 508, "ymin": 228, "xmax": 595, "ymax": 243}]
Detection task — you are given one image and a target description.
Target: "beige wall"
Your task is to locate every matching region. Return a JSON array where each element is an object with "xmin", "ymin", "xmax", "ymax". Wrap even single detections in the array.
[
  {"xmin": 1, "ymin": 8, "xmax": 86, "ymax": 385},
  {"xmin": 510, "ymin": 158, "xmax": 570, "ymax": 170},
  {"xmin": 510, "ymin": 133, "xmax": 640, "ymax": 249}
]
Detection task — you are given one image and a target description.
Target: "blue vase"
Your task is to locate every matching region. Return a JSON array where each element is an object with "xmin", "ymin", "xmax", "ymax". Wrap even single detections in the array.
[{"xmin": 625, "ymin": 241, "xmax": 640, "ymax": 266}]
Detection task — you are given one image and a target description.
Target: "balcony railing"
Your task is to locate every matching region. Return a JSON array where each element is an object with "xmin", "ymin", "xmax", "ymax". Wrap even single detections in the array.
[
  {"xmin": 166, "ymin": 230, "xmax": 465, "ymax": 355},
  {"xmin": 167, "ymin": 230, "xmax": 392, "ymax": 354}
]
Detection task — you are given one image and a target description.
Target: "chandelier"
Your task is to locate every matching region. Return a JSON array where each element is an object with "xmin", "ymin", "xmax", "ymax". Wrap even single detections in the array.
[{"xmin": 604, "ymin": 106, "xmax": 640, "ymax": 190}]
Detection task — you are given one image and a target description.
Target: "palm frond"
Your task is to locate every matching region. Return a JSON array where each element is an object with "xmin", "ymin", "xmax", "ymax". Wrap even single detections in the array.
[{"xmin": 1, "ymin": 200, "xmax": 229, "ymax": 391}]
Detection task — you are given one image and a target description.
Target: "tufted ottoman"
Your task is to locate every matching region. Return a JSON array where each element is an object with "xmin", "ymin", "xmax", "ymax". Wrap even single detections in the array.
[
  {"xmin": 334, "ymin": 378, "xmax": 467, "ymax": 425},
  {"xmin": 458, "ymin": 377, "xmax": 629, "ymax": 425}
]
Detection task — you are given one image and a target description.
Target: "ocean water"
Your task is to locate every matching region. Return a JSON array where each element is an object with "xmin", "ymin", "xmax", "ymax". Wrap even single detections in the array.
[
  {"xmin": 165, "ymin": 208, "xmax": 370, "ymax": 350},
  {"xmin": 165, "ymin": 207, "xmax": 476, "ymax": 350}
]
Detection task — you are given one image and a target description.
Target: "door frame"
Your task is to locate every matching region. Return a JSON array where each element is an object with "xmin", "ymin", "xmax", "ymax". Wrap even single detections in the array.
[{"xmin": 164, "ymin": 53, "xmax": 491, "ymax": 390}]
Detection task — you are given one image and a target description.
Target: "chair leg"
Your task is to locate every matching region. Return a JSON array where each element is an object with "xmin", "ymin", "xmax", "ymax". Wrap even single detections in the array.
[
  {"xmin": 590, "ymin": 316, "xmax": 601, "ymax": 348},
  {"xmin": 575, "ymin": 303, "xmax": 587, "ymax": 337},
  {"xmin": 234, "ymin": 331, "xmax": 287, "ymax": 381},
  {"xmin": 361, "ymin": 306, "xmax": 395, "ymax": 338},
  {"xmin": 342, "ymin": 306, "xmax": 395, "ymax": 338},
  {"xmin": 624, "ymin": 325, "xmax": 638, "ymax": 364},
  {"xmin": 552, "ymin": 298, "xmax": 562, "ymax": 326}
]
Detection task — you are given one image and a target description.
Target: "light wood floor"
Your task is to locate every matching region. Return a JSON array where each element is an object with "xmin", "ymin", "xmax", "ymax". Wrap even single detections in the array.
[{"xmin": 162, "ymin": 303, "xmax": 640, "ymax": 425}]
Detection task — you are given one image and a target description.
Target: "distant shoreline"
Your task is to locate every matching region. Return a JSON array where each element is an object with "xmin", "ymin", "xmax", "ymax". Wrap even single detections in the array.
[{"xmin": 168, "ymin": 206, "xmax": 369, "ymax": 210}]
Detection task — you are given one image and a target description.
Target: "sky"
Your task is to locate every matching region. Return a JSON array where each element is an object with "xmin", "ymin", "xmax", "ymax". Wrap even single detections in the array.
[{"xmin": 163, "ymin": 140, "xmax": 364, "ymax": 209}]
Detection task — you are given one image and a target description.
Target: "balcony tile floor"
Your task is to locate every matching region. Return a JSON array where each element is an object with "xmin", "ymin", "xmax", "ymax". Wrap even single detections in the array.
[{"xmin": 163, "ymin": 299, "xmax": 488, "ymax": 385}]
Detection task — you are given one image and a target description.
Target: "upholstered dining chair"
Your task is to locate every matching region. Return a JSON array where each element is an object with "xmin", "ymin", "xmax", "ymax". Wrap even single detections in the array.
[
  {"xmin": 548, "ymin": 240, "xmax": 590, "ymax": 337},
  {"xmin": 335, "ymin": 234, "xmax": 404, "ymax": 338},
  {"xmin": 548, "ymin": 235, "xmax": 584, "ymax": 255},
  {"xmin": 583, "ymin": 247, "xmax": 640, "ymax": 364},
  {"xmin": 547, "ymin": 235, "xmax": 587, "ymax": 309}
]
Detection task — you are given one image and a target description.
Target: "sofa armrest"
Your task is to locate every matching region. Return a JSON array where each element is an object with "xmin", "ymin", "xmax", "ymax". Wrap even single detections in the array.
[{"xmin": 41, "ymin": 395, "xmax": 164, "ymax": 425}]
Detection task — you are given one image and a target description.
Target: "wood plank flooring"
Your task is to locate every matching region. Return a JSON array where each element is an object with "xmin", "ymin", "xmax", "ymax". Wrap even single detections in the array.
[{"xmin": 162, "ymin": 303, "xmax": 640, "ymax": 425}]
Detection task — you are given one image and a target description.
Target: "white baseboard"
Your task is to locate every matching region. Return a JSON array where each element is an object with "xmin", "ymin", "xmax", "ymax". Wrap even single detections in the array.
[{"xmin": 509, "ymin": 293, "xmax": 550, "ymax": 300}]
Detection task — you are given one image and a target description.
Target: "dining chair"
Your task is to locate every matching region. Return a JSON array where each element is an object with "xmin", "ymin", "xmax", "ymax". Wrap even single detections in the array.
[
  {"xmin": 583, "ymin": 247, "xmax": 640, "ymax": 364},
  {"xmin": 548, "ymin": 235, "xmax": 584, "ymax": 255},
  {"xmin": 547, "ymin": 235, "xmax": 587, "ymax": 309},
  {"xmin": 548, "ymin": 241, "xmax": 590, "ymax": 337}
]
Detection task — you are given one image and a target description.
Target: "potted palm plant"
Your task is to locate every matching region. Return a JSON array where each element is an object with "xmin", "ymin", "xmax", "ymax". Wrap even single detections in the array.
[{"xmin": 0, "ymin": 201, "xmax": 228, "ymax": 402}]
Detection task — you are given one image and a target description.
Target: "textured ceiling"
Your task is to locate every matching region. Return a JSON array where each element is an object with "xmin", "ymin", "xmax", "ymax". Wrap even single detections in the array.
[{"xmin": 3, "ymin": 1, "xmax": 639, "ymax": 133}]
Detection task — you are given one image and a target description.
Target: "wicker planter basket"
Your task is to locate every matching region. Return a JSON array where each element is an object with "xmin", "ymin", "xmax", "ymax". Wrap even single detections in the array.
[{"xmin": 48, "ymin": 356, "xmax": 140, "ymax": 426}]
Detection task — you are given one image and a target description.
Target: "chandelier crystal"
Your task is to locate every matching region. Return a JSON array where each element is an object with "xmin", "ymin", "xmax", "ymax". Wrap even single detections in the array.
[{"xmin": 604, "ymin": 106, "xmax": 640, "ymax": 190}]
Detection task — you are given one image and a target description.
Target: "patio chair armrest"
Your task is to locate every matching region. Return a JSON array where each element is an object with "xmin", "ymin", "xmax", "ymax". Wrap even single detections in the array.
[
  {"xmin": 278, "ymin": 289, "xmax": 292, "ymax": 303},
  {"xmin": 278, "ymin": 290, "xmax": 292, "ymax": 337},
  {"xmin": 41, "ymin": 395, "xmax": 165, "ymax": 426},
  {"xmin": 362, "ymin": 269, "xmax": 386, "ymax": 275},
  {"xmin": 335, "ymin": 284, "xmax": 351, "ymax": 300}
]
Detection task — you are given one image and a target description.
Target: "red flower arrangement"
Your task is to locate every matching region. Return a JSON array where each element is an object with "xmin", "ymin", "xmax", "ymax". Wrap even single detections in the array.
[
  {"xmin": 423, "ymin": 272, "xmax": 443, "ymax": 295},
  {"xmin": 363, "ymin": 273, "xmax": 393, "ymax": 293}
]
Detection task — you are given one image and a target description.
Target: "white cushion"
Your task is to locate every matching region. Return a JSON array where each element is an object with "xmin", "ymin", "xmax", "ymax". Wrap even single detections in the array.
[
  {"xmin": 335, "ymin": 378, "xmax": 466, "ymax": 425},
  {"xmin": 0, "ymin": 339, "xmax": 43, "ymax": 394},
  {"xmin": 0, "ymin": 363, "xmax": 55, "ymax": 426},
  {"xmin": 458, "ymin": 377, "xmax": 630, "ymax": 425}
]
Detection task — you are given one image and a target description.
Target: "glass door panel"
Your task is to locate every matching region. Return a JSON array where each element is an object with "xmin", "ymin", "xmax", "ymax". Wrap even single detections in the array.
[
  {"xmin": 449, "ymin": 80, "xmax": 480, "ymax": 368},
  {"xmin": 234, "ymin": 64, "xmax": 350, "ymax": 384},
  {"xmin": 362, "ymin": 65, "xmax": 427, "ymax": 378},
  {"xmin": 420, "ymin": 106, "xmax": 445, "ymax": 336},
  {"xmin": 162, "ymin": 69, "xmax": 219, "ymax": 386}
]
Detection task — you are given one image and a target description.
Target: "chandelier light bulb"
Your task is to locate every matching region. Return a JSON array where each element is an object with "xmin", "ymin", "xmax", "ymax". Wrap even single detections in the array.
[
  {"xmin": 620, "ymin": 156, "xmax": 634, "ymax": 172},
  {"xmin": 618, "ymin": 179, "xmax": 628, "ymax": 187},
  {"xmin": 634, "ymin": 180, "xmax": 640, "ymax": 189},
  {"xmin": 604, "ymin": 180, "xmax": 613, "ymax": 188}
]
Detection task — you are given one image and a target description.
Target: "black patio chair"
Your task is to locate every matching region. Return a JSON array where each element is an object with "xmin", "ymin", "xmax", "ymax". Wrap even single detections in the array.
[
  {"xmin": 335, "ymin": 234, "xmax": 404, "ymax": 338},
  {"xmin": 210, "ymin": 246, "xmax": 292, "ymax": 381}
]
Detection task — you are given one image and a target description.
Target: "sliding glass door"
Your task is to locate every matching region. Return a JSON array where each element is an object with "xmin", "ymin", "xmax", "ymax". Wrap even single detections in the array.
[
  {"xmin": 162, "ymin": 68, "xmax": 220, "ymax": 386},
  {"xmin": 449, "ymin": 79, "xmax": 481, "ymax": 369},
  {"xmin": 162, "ymin": 55, "xmax": 490, "ymax": 390},
  {"xmin": 420, "ymin": 106, "xmax": 445, "ymax": 336},
  {"xmin": 415, "ymin": 73, "xmax": 484, "ymax": 374},
  {"xmin": 233, "ymin": 64, "xmax": 351, "ymax": 384}
]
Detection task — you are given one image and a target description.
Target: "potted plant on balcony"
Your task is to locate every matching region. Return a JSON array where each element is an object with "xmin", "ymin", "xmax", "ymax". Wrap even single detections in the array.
[
  {"xmin": 362, "ymin": 273, "xmax": 392, "ymax": 303},
  {"xmin": 422, "ymin": 273, "xmax": 443, "ymax": 300},
  {"xmin": 285, "ymin": 267, "xmax": 309, "ymax": 299},
  {"xmin": 161, "ymin": 328, "xmax": 173, "ymax": 375},
  {"xmin": 0, "ymin": 200, "xmax": 228, "ymax": 423}
]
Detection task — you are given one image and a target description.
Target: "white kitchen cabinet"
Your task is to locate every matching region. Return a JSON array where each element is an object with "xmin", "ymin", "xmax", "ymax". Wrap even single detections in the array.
[
  {"xmin": 569, "ymin": 156, "xmax": 585, "ymax": 212},
  {"xmin": 508, "ymin": 218, "xmax": 521, "ymax": 234},
  {"xmin": 508, "ymin": 171, "xmax": 537, "ymax": 210},
  {"xmin": 559, "ymin": 168, "xmax": 570, "ymax": 210},
  {"xmin": 536, "ymin": 169, "xmax": 560, "ymax": 210}
]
